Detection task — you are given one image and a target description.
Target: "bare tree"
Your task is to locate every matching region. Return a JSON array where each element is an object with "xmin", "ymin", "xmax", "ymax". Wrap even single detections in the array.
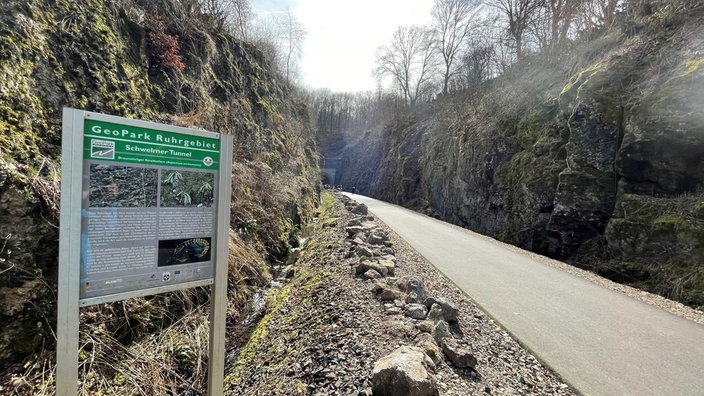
[
  {"xmin": 580, "ymin": 0, "xmax": 620, "ymax": 29},
  {"xmin": 432, "ymin": 0, "xmax": 484, "ymax": 94},
  {"xmin": 275, "ymin": 9, "xmax": 307, "ymax": 84},
  {"xmin": 226, "ymin": 0, "xmax": 253, "ymax": 39},
  {"xmin": 375, "ymin": 26, "xmax": 439, "ymax": 106},
  {"xmin": 175, "ymin": 0, "xmax": 253, "ymax": 37},
  {"xmin": 491, "ymin": 0, "xmax": 545, "ymax": 60}
]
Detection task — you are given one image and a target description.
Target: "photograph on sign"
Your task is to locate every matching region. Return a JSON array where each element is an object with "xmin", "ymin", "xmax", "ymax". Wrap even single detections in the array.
[
  {"xmin": 79, "ymin": 116, "xmax": 221, "ymax": 303},
  {"xmin": 161, "ymin": 170, "xmax": 214, "ymax": 207},
  {"xmin": 158, "ymin": 237, "xmax": 212, "ymax": 266}
]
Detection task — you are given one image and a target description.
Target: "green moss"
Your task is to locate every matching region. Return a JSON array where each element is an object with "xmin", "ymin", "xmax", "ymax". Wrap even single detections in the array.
[
  {"xmin": 681, "ymin": 58, "xmax": 704, "ymax": 77},
  {"xmin": 559, "ymin": 63, "xmax": 606, "ymax": 101}
]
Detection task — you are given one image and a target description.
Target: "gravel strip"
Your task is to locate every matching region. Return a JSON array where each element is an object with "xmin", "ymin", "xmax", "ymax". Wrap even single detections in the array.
[{"xmin": 228, "ymin": 194, "xmax": 577, "ymax": 395}]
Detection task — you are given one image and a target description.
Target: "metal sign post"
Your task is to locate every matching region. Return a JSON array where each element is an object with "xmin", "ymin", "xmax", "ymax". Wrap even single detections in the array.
[{"xmin": 57, "ymin": 108, "xmax": 233, "ymax": 395}]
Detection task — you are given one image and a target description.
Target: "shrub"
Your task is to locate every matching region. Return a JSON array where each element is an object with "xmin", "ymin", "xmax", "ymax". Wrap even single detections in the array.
[{"xmin": 147, "ymin": 16, "xmax": 185, "ymax": 72}]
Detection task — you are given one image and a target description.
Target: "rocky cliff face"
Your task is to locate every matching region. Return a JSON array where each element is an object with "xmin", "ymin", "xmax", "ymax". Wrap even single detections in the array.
[
  {"xmin": 330, "ymin": 4, "xmax": 704, "ymax": 308},
  {"xmin": 0, "ymin": 0, "xmax": 319, "ymax": 369}
]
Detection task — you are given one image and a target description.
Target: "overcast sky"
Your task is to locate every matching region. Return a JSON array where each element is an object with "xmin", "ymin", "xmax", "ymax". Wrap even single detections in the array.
[{"xmin": 251, "ymin": 0, "xmax": 435, "ymax": 92}]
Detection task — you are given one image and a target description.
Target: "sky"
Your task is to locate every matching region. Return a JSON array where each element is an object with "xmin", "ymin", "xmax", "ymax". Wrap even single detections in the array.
[{"xmin": 251, "ymin": 0, "xmax": 435, "ymax": 92}]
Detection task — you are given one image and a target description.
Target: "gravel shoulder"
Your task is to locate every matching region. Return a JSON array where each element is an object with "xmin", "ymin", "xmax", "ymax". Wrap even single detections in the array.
[{"xmin": 226, "ymin": 193, "xmax": 576, "ymax": 395}]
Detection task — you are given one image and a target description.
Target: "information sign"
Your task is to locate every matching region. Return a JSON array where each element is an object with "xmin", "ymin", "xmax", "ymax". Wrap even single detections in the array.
[
  {"xmin": 79, "ymin": 117, "xmax": 222, "ymax": 304},
  {"xmin": 57, "ymin": 109, "xmax": 233, "ymax": 396}
]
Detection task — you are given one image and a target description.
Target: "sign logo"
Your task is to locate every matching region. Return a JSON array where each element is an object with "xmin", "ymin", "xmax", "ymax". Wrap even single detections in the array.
[
  {"xmin": 162, "ymin": 272, "xmax": 171, "ymax": 282},
  {"xmin": 90, "ymin": 139, "xmax": 115, "ymax": 159},
  {"xmin": 203, "ymin": 156, "xmax": 214, "ymax": 167}
]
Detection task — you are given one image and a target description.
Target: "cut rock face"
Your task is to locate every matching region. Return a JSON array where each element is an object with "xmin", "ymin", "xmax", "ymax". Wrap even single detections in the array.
[{"xmin": 371, "ymin": 346, "xmax": 439, "ymax": 396}]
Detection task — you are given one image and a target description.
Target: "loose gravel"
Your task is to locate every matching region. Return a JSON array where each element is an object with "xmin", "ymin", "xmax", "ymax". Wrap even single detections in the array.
[{"xmin": 227, "ymin": 194, "xmax": 577, "ymax": 395}]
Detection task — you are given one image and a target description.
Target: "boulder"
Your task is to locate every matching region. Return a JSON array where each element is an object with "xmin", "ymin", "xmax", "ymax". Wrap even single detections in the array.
[
  {"xmin": 351, "ymin": 203, "xmax": 369, "ymax": 215},
  {"xmin": 355, "ymin": 245, "xmax": 374, "ymax": 258},
  {"xmin": 415, "ymin": 320, "xmax": 434, "ymax": 334},
  {"xmin": 416, "ymin": 333, "xmax": 442, "ymax": 365},
  {"xmin": 378, "ymin": 287, "xmax": 402, "ymax": 301},
  {"xmin": 398, "ymin": 277, "xmax": 428, "ymax": 303},
  {"xmin": 351, "ymin": 236, "xmax": 366, "ymax": 246},
  {"xmin": 426, "ymin": 304, "xmax": 444, "ymax": 322},
  {"xmin": 356, "ymin": 259, "xmax": 395, "ymax": 277},
  {"xmin": 371, "ymin": 346, "xmax": 438, "ymax": 396},
  {"xmin": 404, "ymin": 303, "xmax": 428, "ymax": 320},
  {"xmin": 375, "ymin": 258, "xmax": 396, "ymax": 277},
  {"xmin": 432, "ymin": 320, "xmax": 452, "ymax": 345},
  {"xmin": 406, "ymin": 291, "xmax": 422, "ymax": 304},
  {"xmin": 362, "ymin": 269, "xmax": 383, "ymax": 280},
  {"xmin": 441, "ymin": 338, "xmax": 477, "ymax": 369},
  {"xmin": 424, "ymin": 298, "xmax": 458, "ymax": 322},
  {"xmin": 367, "ymin": 232, "xmax": 389, "ymax": 245}
]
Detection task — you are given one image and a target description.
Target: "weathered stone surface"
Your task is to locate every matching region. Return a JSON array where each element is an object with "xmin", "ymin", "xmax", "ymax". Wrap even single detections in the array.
[
  {"xmin": 415, "ymin": 320, "xmax": 434, "ymax": 334},
  {"xmin": 432, "ymin": 320, "xmax": 452, "ymax": 345},
  {"xmin": 427, "ymin": 303, "xmax": 444, "ymax": 322},
  {"xmin": 375, "ymin": 259, "xmax": 396, "ymax": 277},
  {"xmin": 379, "ymin": 287, "xmax": 402, "ymax": 301},
  {"xmin": 399, "ymin": 277, "xmax": 428, "ymax": 305},
  {"xmin": 371, "ymin": 346, "xmax": 438, "ymax": 396},
  {"xmin": 357, "ymin": 259, "xmax": 395, "ymax": 277},
  {"xmin": 416, "ymin": 333, "xmax": 442, "ymax": 365},
  {"xmin": 355, "ymin": 245, "xmax": 374, "ymax": 257},
  {"xmin": 367, "ymin": 232, "xmax": 389, "ymax": 245},
  {"xmin": 351, "ymin": 203, "xmax": 368, "ymax": 215},
  {"xmin": 351, "ymin": 236, "xmax": 366, "ymax": 246},
  {"xmin": 424, "ymin": 298, "xmax": 458, "ymax": 322},
  {"xmin": 441, "ymin": 338, "xmax": 477, "ymax": 368},
  {"xmin": 363, "ymin": 269, "xmax": 383, "ymax": 280},
  {"xmin": 406, "ymin": 291, "xmax": 423, "ymax": 304},
  {"xmin": 405, "ymin": 303, "xmax": 428, "ymax": 320}
]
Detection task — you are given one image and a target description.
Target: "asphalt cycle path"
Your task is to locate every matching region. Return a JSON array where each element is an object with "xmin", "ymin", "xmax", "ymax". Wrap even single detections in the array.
[{"xmin": 344, "ymin": 193, "xmax": 704, "ymax": 396}]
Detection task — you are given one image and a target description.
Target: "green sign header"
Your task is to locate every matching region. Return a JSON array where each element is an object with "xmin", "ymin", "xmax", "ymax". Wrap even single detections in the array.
[{"xmin": 83, "ymin": 119, "xmax": 220, "ymax": 169}]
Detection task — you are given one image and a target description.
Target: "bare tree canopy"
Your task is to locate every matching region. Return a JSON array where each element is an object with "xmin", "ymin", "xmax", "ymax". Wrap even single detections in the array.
[
  {"xmin": 276, "ymin": 9, "xmax": 307, "ymax": 84},
  {"xmin": 375, "ymin": 26, "xmax": 439, "ymax": 106},
  {"xmin": 431, "ymin": 0, "xmax": 483, "ymax": 94},
  {"xmin": 490, "ymin": 0, "xmax": 544, "ymax": 59}
]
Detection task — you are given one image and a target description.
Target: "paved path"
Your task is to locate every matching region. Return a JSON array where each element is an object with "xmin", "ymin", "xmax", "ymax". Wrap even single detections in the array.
[{"xmin": 344, "ymin": 193, "xmax": 704, "ymax": 396}]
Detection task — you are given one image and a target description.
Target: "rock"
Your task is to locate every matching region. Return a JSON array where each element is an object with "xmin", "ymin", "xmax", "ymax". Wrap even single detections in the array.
[
  {"xmin": 351, "ymin": 203, "xmax": 368, "ymax": 215},
  {"xmin": 441, "ymin": 338, "xmax": 477, "ymax": 369},
  {"xmin": 415, "ymin": 321, "xmax": 434, "ymax": 333},
  {"xmin": 371, "ymin": 346, "xmax": 438, "ymax": 396},
  {"xmin": 378, "ymin": 287, "xmax": 402, "ymax": 301},
  {"xmin": 432, "ymin": 320, "xmax": 452, "ymax": 345},
  {"xmin": 345, "ymin": 225, "xmax": 366, "ymax": 237},
  {"xmin": 382, "ymin": 246, "xmax": 396, "ymax": 255},
  {"xmin": 362, "ymin": 269, "xmax": 382, "ymax": 280},
  {"xmin": 398, "ymin": 277, "xmax": 428, "ymax": 303},
  {"xmin": 355, "ymin": 245, "xmax": 374, "ymax": 258},
  {"xmin": 416, "ymin": 333, "xmax": 442, "ymax": 365},
  {"xmin": 406, "ymin": 291, "xmax": 422, "ymax": 304},
  {"xmin": 375, "ymin": 258, "xmax": 396, "ymax": 277},
  {"xmin": 356, "ymin": 259, "xmax": 395, "ymax": 277},
  {"xmin": 347, "ymin": 217, "xmax": 363, "ymax": 227},
  {"xmin": 424, "ymin": 298, "xmax": 458, "ymax": 322},
  {"xmin": 427, "ymin": 304, "xmax": 444, "ymax": 322},
  {"xmin": 351, "ymin": 236, "xmax": 366, "ymax": 246},
  {"xmin": 367, "ymin": 232, "xmax": 389, "ymax": 245},
  {"xmin": 405, "ymin": 304, "xmax": 428, "ymax": 320},
  {"xmin": 386, "ymin": 307, "xmax": 403, "ymax": 315},
  {"xmin": 423, "ymin": 296, "xmax": 438, "ymax": 310}
]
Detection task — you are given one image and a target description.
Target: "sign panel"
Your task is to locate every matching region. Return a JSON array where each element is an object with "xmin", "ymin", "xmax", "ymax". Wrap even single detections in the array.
[
  {"xmin": 57, "ymin": 108, "xmax": 233, "ymax": 395},
  {"xmin": 77, "ymin": 113, "xmax": 222, "ymax": 304}
]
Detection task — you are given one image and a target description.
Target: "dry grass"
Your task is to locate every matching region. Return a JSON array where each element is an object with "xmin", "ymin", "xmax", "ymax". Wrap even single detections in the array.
[{"xmin": 0, "ymin": 229, "xmax": 278, "ymax": 395}]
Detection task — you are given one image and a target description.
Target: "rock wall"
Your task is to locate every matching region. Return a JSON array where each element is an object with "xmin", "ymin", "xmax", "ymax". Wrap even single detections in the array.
[
  {"xmin": 332, "ymin": 4, "xmax": 704, "ymax": 308},
  {"xmin": 0, "ymin": 0, "xmax": 319, "ymax": 369}
]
